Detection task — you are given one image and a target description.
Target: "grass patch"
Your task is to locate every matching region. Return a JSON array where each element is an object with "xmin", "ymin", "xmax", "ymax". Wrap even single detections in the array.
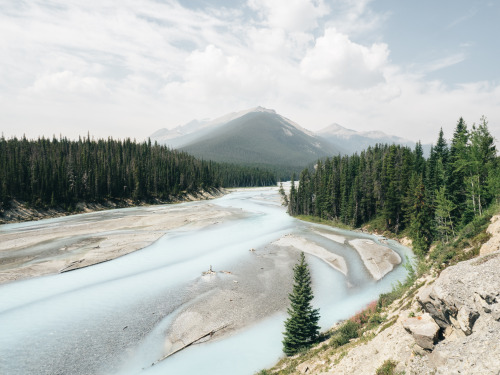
[
  {"xmin": 375, "ymin": 359, "xmax": 398, "ymax": 375},
  {"xmin": 378, "ymin": 260, "xmax": 417, "ymax": 309},
  {"xmin": 379, "ymin": 316, "xmax": 398, "ymax": 333},
  {"xmin": 428, "ymin": 211, "xmax": 493, "ymax": 271},
  {"xmin": 295, "ymin": 215, "xmax": 352, "ymax": 230}
]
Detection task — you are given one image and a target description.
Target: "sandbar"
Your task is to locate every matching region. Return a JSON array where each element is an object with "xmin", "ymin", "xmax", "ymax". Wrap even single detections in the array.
[
  {"xmin": 349, "ymin": 239, "xmax": 401, "ymax": 280},
  {"xmin": 314, "ymin": 230, "xmax": 346, "ymax": 244},
  {"xmin": 273, "ymin": 234, "xmax": 347, "ymax": 275}
]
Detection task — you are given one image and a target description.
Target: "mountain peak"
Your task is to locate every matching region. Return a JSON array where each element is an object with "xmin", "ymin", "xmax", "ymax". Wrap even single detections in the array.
[
  {"xmin": 250, "ymin": 106, "xmax": 276, "ymax": 114},
  {"xmin": 318, "ymin": 123, "xmax": 357, "ymax": 138}
]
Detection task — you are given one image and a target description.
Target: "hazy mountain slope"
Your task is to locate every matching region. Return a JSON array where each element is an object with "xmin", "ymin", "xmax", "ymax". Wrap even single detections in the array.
[
  {"xmin": 150, "ymin": 107, "xmax": 275, "ymax": 149},
  {"xmin": 317, "ymin": 123, "xmax": 430, "ymax": 155},
  {"xmin": 149, "ymin": 119, "xmax": 209, "ymax": 148},
  {"xmin": 180, "ymin": 111, "xmax": 338, "ymax": 170}
]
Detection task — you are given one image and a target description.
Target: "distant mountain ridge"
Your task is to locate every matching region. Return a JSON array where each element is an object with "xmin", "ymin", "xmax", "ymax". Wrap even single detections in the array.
[
  {"xmin": 151, "ymin": 107, "xmax": 276, "ymax": 149},
  {"xmin": 149, "ymin": 107, "xmax": 428, "ymax": 176},
  {"xmin": 179, "ymin": 109, "xmax": 337, "ymax": 174},
  {"xmin": 317, "ymin": 123, "xmax": 424, "ymax": 155}
]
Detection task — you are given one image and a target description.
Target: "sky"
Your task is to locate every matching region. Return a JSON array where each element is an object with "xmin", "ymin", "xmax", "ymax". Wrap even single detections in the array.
[{"xmin": 0, "ymin": 0, "xmax": 499, "ymax": 144}]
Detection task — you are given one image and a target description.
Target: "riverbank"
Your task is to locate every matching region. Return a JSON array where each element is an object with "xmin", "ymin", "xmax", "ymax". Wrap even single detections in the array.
[
  {"xmin": 0, "ymin": 188, "xmax": 226, "ymax": 225},
  {"xmin": 262, "ymin": 214, "xmax": 500, "ymax": 375},
  {"xmin": 0, "ymin": 189, "xmax": 231, "ymax": 285}
]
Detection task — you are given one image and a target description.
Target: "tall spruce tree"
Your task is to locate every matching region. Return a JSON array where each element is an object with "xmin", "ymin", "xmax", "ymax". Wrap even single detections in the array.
[{"xmin": 282, "ymin": 252, "xmax": 320, "ymax": 356}]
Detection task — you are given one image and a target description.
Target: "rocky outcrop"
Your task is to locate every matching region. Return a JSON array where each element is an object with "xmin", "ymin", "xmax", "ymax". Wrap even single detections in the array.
[
  {"xmin": 402, "ymin": 313, "xmax": 440, "ymax": 350},
  {"xmin": 415, "ymin": 251, "xmax": 500, "ymax": 373},
  {"xmin": 417, "ymin": 252, "xmax": 500, "ymax": 335}
]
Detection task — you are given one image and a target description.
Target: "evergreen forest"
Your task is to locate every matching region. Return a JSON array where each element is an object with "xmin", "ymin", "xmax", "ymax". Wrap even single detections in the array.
[
  {"xmin": 0, "ymin": 135, "xmax": 276, "ymax": 211},
  {"xmin": 288, "ymin": 116, "xmax": 499, "ymax": 252}
]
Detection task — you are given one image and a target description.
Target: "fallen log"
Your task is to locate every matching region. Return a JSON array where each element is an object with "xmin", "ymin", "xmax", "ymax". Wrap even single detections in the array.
[
  {"xmin": 59, "ymin": 259, "xmax": 85, "ymax": 273},
  {"xmin": 152, "ymin": 324, "xmax": 229, "ymax": 366}
]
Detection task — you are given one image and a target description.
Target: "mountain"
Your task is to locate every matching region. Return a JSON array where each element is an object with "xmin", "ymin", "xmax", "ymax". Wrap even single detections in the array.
[
  {"xmin": 317, "ymin": 123, "xmax": 427, "ymax": 155},
  {"xmin": 150, "ymin": 107, "xmax": 273, "ymax": 149},
  {"xmin": 149, "ymin": 107, "xmax": 429, "ymax": 177},
  {"xmin": 178, "ymin": 108, "xmax": 338, "ymax": 174}
]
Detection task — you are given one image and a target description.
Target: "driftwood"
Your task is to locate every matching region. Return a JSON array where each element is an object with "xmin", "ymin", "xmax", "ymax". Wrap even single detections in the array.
[
  {"xmin": 59, "ymin": 259, "xmax": 85, "ymax": 273},
  {"xmin": 152, "ymin": 324, "xmax": 229, "ymax": 366},
  {"xmin": 59, "ymin": 257, "xmax": 114, "ymax": 273}
]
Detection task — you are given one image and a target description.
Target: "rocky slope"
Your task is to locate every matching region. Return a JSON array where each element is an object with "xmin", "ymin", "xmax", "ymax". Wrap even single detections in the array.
[{"xmin": 268, "ymin": 217, "xmax": 500, "ymax": 375}]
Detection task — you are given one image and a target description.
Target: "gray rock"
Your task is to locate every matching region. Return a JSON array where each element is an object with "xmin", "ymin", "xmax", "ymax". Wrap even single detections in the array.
[
  {"xmin": 456, "ymin": 306, "xmax": 479, "ymax": 335},
  {"xmin": 417, "ymin": 251, "xmax": 500, "ymax": 373},
  {"xmin": 417, "ymin": 286, "xmax": 450, "ymax": 329},
  {"xmin": 403, "ymin": 313, "xmax": 440, "ymax": 350},
  {"xmin": 417, "ymin": 251, "xmax": 500, "ymax": 335}
]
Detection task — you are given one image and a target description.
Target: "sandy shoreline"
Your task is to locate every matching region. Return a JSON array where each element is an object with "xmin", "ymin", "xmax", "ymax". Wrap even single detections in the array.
[
  {"xmin": 0, "ymin": 196, "xmax": 240, "ymax": 285},
  {"xmin": 0, "ymin": 189, "xmax": 226, "ymax": 225}
]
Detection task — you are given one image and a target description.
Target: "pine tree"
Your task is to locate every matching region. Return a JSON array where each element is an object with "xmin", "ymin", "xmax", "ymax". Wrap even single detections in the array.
[
  {"xmin": 434, "ymin": 186, "xmax": 456, "ymax": 243},
  {"xmin": 282, "ymin": 252, "xmax": 320, "ymax": 356},
  {"xmin": 447, "ymin": 117, "xmax": 469, "ymax": 226},
  {"xmin": 279, "ymin": 181, "xmax": 289, "ymax": 207},
  {"xmin": 408, "ymin": 174, "xmax": 433, "ymax": 252}
]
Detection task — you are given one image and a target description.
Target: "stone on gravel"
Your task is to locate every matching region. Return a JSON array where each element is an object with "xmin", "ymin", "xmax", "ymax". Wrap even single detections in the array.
[{"xmin": 402, "ymin": 313, "xmax": 440, "ymax": 350}]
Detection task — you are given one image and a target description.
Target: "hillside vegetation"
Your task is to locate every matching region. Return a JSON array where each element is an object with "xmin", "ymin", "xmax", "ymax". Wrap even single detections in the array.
[{"xmin": 289, "ymin": 116, "xmax": 498, "ymax": 255}]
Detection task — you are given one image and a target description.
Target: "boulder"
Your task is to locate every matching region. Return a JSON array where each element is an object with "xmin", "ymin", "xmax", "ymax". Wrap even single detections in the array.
[
  {"xmin": 402, "ymin": 313, "xmax": 440, "ymax": 350},
  {"xmin": 417, "ymin": 251, "xmax": 500, "ymax": 335},
  {"xmin": 416, "ymin": 251, "xmax": 500, "ymax": 373}
]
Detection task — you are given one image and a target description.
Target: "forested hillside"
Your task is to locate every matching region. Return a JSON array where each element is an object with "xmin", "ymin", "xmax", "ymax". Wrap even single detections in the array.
[
  {"xmin": 0, "ymin": 136, "xmax": 276, "ymax": 211},
  {"xmin": 288, "ymin": 117, "xmax": 499, "ymax": 252}
]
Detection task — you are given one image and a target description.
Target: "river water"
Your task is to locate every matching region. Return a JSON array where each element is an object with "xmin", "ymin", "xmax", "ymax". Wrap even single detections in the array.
[{"xmin": 0, "ymin": 187, "xmax": 413, "ymax": 375}]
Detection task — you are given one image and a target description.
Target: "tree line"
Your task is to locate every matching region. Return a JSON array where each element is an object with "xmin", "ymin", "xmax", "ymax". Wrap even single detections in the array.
[
  {"xmin": 288, "ymin": 116, "xmax": 498, "ymax": 252},
  {"xmin": 0, "ymin": 135, "xmax": 276, "ymax": 210}
]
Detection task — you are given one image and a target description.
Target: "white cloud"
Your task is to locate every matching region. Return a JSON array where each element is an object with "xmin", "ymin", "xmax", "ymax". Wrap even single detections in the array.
[
  {"xmin": 0, "ymin": 0, "xmax": 498, "ymax": 145},
  {"xmin": 161, "ymin": 44, "xmax": 279, "ymax": 110},
  {"xmin": 422, "ymin": 53, "xmax": 466, "ymax": 73},
  {"xmin": 29, "ymin": 71, "xmax": 108, "ymax": 95},
  {"xmin": 300, "ymin": 28, "xmax": 390, "ymax": 88},
  {"xmin": 324, "ymin": 0, "xmax": 387, "ymax": 37},
  {"xmin": 248, "ymin": 0, "xmax": 329, "ymax": 32}
]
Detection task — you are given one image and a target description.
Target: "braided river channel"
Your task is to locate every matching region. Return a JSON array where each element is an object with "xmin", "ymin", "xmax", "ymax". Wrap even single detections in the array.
[{"xmin": 0, "ymin": 186, "xmax": 413, "ymax": 375}]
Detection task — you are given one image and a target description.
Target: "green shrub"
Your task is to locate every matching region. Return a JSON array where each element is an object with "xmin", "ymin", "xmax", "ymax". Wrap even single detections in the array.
[
  {"xmin": 339, "ymin": 320, "xmax": 360, "ymax": 339},
  {"xmin": 331, "ymin": 320, "xmax": 360, "ymax": 347},
  {"xmin": 375, "ymin": 359, "xmax": 398, "ymax": 375},
  {"xmin": 367, "ymin": 312, "xmax": 385, "ymax": 329}
]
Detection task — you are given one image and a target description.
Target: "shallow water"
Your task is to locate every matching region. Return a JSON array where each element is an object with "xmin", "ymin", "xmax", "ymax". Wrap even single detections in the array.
[{"xmin": 0, "ymin": 187, "xmax": 413, "ymax": 375}]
